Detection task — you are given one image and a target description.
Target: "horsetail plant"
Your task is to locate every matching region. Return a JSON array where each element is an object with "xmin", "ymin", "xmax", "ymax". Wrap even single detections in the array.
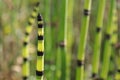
[
  {"xmin": 91, "ymin": 0, "xmax": 107, "ymax": 79},
  {"xmin": 22, "ymin": 2, "xmax": 39, "ymax": 80},
  {"xmin": 52, "ymin": 0, "xmax": 61, "ymax": 80},
  {"xmin": 44, "ymin": 0, "xmax": 52, "ymax": 60},
  {"xmin": 113, "ymin": 3, "xmax": 120, "ymax": 80},
  {"xmin": 43, "ymin": 0, "xmax": 53, "ymax": 79},
  {"xmin": 76, "ymin": 0, "xmax": 92, "ymax": 80},
  {"xmin": 100, "ymin": 0, "xmax": 115, "ymax": 79},
  {"xmin": 36, "ymin": 14, "xmax": 44, "ymax": 80},
  {"xmin": 50, "ymin": 0, "xmax": 60, "ymax": 79},
  {"xmin": 107, "ymin": 1, "xmax": 118, "ymax": 80},
  {"xmin": 60, "ymin": 0, "xmax": 67, "ymax": 80},
  {"xmin": 65, "ymin": 0, "xmax": 74, "ymax": 80},
  {"xmin": 55, "ymin": 0, "xmax": 67, "ymax": 80}
]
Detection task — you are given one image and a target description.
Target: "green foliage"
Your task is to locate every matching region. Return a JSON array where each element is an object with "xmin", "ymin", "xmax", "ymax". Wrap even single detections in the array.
[{"xmin": 0, "ymin": 0, "xmax": 120, "ymax": 80}]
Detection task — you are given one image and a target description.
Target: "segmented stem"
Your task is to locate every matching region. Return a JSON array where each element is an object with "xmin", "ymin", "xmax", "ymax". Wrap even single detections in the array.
[
  {"xmin": 114, "ymin": 1, "xmax": 120, "ymax": 79},
  {"xmin": 76, "ymin": 0, "xmax": 92, "ymax": 80},
  {"xmin": 92, "ymin": 0, "xmax": 106, "ymax": 79},
  {"xmin": 100, "ymin": 0, "xmax": 115, "ymax": 79},
  {"xmin": 22, "ymin": 2, "xmax": 39, "ymax": 80},
  {"xmin": 36, "ymin": 14, "xmax": 44, "ymax": 80},
  {"xmin": 108, "ymin": 2, "xmax": 118, "ymax": 79}
]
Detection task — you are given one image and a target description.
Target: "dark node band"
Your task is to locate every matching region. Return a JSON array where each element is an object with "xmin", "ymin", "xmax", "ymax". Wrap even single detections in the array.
[
  {"xmin": 23, "ymin": 58, "xmax": 28, "ymax": 62},
  {"xmin": 38, "ymin": 35, "xmax": 44, "ymax": 40},
  {"xmin": 25, "ymin": 32, "xmax": 29, "ymax": 36},
  {"xmin": 28, "ymin": 21, "xmax": 32, "ymax": 25},
  {"xmin": 23, "ymin": 42, "xmax": 28, "ymax": 46},
  {"xmin": 36, "ymin": 70, "xmax": 44, "ymax": 76},
  {"xmin": 105, "ymin": 34, "xmax": 111, "ymax": 40},
  {"xmin": 96, "ymin": 27, "xmax": 101, "ymax": 33},
  {"xmin": 110, "ymin": 56, "xmax": 113, "ymax": 60},
  {"xmin": 23, "ymin": 76, "xmax": 28, "ymax": 80},
  {"xmin": 84, "ymin": 9, "xmax": 90, "ymax": 16},
  {"xmin": 92, "ymin": 73, "xmax": 97, "ymax": 78},
  {"xmin": 35, "ymin": 2, "xmax": 40, "ymax": 6},
  {"xmin": 77, "ymin": 60, "xmax": 84, "ymax": 66},
  {"xmin": 108, "ymin": 71, "xmax": 114, "ymax": 75},
  {"xmin": 33, "ymin": 8, "xmax": 37, "ymax": 12},
  {"xmin": 37, "ymin": 14, "xmax": 42, "ymax": 21},
  {"xmin": 37, "ymin": 51, "xmax": 44, "ymax": 56},
  {"xmin": 59, "ymin": 41, "xmax": 65, "ymax": 48},
  {"xmin": 38, "ymin": 24, "xmax": 43, "ymax": 28},
  {"xmin": 117, "ymin": 69, "xmax": 120, "ymax": 73}
]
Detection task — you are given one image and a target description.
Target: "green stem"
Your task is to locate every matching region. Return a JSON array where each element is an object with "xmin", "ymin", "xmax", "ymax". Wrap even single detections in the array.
[
  {"xmin": 22, "ymin": 3, "xmax": 39, "ymax": 80},
  {"xmin": 65, "ymin": 0, "xmax": 74, "ymax": 80},
  {"xmin": 92, "ymin": 0, "xmax": 106, "ymax": 78},
  {"xmin": 60, "ymin": 0, "xmax": 67, "ymax": 80},
  {"xmin": 76, "ymin": 0, "xmax": 92, "ymax": 80},
  {"xmin": 36, "ymin": 14, "xmax": 44, "ymax": 80},
  {"xmin": 52, "ymin": 0, "xmax": 60, "ymax": 80},
  {"xmin": 100, "ymin": 0, "xmax": 115, "ymax": 79},
  {"xmin": 55, "ymin": 0, "xmax": 67, "ymax": 80},
  {"xmin": 50, "ymin": 1, "xmax": 59, "ymax": 80},
  {"xmin": 43, "ymin": 0, "xmax": 53, "ymax": 79},
  {"xmin": 108, "ymin": 2, "xmax": 118, "ymax": 79},
  {"xmin": 44, "ymin": 0, "xmax": 52, "ymax": 59},
  {"xmin": 114, "ymin": 2, "xmax": 120, "ymax": 79}
]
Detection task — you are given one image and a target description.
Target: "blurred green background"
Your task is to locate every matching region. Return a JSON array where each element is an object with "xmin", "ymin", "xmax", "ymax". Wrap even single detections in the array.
[{"xmin": 0, "ymin": 0, "xmax": 120, "ymax": 80}]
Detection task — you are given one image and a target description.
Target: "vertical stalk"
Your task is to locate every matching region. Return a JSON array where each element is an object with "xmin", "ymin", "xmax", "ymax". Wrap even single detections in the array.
[
  {"xmin": 43, "ymin": 0, "xmax": 52, "ymax": 79},
  {"xmin": 114, "ymin": 2, "xmax": 120, "ymax": 79},
  {"xmin": 60, "ymin": 0, "xmax": 67, "ymax": 80},
  {"xmin": 115, "ymin": 52, "xmax": 120, "ymax": 79},
  {"xmin": 55, "ymin": 0, "xmax": 66, "ymax": 80},
  {"xmin": 51, "ymin": 0, "xmax": 59, "ymax": 80},
  {"xmin": 76, "ymin": 0, "xmax": 92, "ymax": 80},
  {"xmin": 108, "ymin": 2, "xmax": 118, "ymax": 79},
  {"xmin": 53, "ymin": 0, "xmax": 60, "ymax": 80},
  {"xmin": 91, "ymin": 0, "xmax": 106, "ymax": 79},
  {"xmin": 100, "ymin": 0, "xmax": 115, "ymax": 79},
  {"xmin": 36, "ymin": 14, "xmax": 44, "ymax": 80},
  {"xmin": 107, "ymin": 59, "xmax": 114, "ymax": 80},
  {"xmin": 65, "ymin": 0, "xmax": 74, "ymax": 80},
  {"xmin": 44, "ymin": 0, "xmax": 52, "ymax": 59},
  {"xmin": 22, "ymin": 3, "xmax": 39, "ymax": 80}
]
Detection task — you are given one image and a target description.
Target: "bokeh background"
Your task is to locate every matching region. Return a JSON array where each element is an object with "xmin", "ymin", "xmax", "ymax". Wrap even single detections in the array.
[{"xmin": 0, "ymin": 0, "xmax": 120, "ymax": 80}]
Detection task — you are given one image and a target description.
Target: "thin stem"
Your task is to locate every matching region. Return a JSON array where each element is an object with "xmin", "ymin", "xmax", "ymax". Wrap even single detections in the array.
[
  {"xmin": 76, "ymin": 0, "xmax": 92, "ymax": 80},
  {"xmin": 91, "ymin": 0, "xmax": 106, "ymax": 78},
  {"xmin": 55, "ymin": 0, "xmax": 67, "ymax": 80},
  {"xmin": 43, "ymin": 0, "xmax": 53, "ymax": 79},
  {"xmin": 100, "ymin": 0, "xmax": 115, "ymax": 79},
  {"xmin": 114, "ymin": 1, "xmax": 120, "ymax": 79},
  {"xmin": 36, "ymin": 14, "xmax": 44, "ymax": 80},
  {"xmin": 108, "ymin": 1, "xmax": 118, "ymax": 79},
  {"xmin": 65, "ymin": 0, "xmax": 74, "ymax": 80},
  {"xmin": 22, "ymin": 2, "xmax": 40, "ymax": 80}
]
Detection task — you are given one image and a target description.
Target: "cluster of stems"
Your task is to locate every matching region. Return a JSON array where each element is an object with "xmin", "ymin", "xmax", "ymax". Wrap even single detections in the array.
[{"xmin": 20, "ymin": 0, "xmax": 120, "ymax": 80}]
